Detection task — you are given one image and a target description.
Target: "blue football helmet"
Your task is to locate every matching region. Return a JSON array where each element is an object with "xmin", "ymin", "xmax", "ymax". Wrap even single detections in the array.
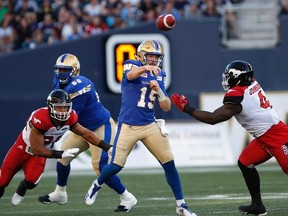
[
  {"xmin": 54, "ymin": 53, "xmax": 80, "ymax": 84},
  {"xmin": 135, "ymin": 40, "xmax": 164, "ymax": 67}
]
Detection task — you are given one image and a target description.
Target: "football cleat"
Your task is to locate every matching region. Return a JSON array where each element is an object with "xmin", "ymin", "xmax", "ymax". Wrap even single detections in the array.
[
  {"xmin": 176, "ymin": 203, "xmax": 197, "ymax": 216},
  {"xmin": 115, "ymin": 191, "xmax": 137, "ymax": 212},
  {"xmin": 38, "ymin": 191, "xmax": 67, "ymax": 205},
  {"xmin": 11, "ymin": 193, "xmax": 24, "ymax": 206},
  {"xmin": 239, "ymin": 203, "xmax": 267, "ymax": 215},
  {"xmin": 85, "ymin": 179, "xmax": 101, "ymax": 205}
]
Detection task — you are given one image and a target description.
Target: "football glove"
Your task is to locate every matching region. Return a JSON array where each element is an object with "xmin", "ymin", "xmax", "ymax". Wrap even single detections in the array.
[
  {"xmin": 171, "ymin": 93, "xmax": 195, "ymax": 115},
  {"xmin": 61, "ymin": 148, "xmax": 80, "ymax": 158}
]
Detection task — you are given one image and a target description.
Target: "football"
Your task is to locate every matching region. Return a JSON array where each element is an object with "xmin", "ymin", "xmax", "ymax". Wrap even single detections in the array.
[{"xmin": 156, "ymin": 14, "xmax": 176, "ymax": 31}]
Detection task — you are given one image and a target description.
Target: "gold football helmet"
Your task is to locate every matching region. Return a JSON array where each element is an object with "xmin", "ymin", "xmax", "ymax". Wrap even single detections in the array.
[
  {"xmin": 54, "ymin": 53, "xmax": 80, "ymax": 84},
  {"xmin": 135, "ymin": 40, "xmax": 164, "ymax": 67}
]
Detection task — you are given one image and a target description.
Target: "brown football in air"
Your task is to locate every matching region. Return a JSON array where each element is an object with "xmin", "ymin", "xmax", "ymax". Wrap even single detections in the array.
[{"xmin": 156, "ymin": 14, "xmax": 176, "ymax": 31}]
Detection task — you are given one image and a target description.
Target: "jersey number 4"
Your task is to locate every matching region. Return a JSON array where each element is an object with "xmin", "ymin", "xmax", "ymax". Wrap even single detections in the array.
[{"xmin": 258, "ymin": 90, "xmax": 272, "ymax": 109}]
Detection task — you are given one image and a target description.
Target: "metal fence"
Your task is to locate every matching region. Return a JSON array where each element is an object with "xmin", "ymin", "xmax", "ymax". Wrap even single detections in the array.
[{"xmin": 221, "ymin": 0, "xmax": 280, "ymax": 49}]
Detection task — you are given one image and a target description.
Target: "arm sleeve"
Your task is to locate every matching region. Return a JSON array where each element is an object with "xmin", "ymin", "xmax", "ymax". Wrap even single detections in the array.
[
  {"xmin": 223, "ymin": 95, "xmax": 243, "ymax": 105},
  {"xmin": 67, "ymin": 110, "xmax": 79, "ymax": 127},
  {"xmin": 30, "ymin": 121, "xmax": 46, "ymax": 134}
]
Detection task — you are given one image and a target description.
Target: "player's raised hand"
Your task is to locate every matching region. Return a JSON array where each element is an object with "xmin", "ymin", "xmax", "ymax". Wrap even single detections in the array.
[{"xmin": 144, "ymin": 65, "xmax": 161, "ymax": 76}]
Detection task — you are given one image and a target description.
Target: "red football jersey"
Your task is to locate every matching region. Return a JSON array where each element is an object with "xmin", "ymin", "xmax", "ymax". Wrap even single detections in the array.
[{"xmin": 22, "ymin": 107, "xmax": 78, "ymax": 149}]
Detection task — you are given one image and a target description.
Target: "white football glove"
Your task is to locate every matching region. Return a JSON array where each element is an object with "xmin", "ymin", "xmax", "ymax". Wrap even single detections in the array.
[{"xmin": 61, "ymin": 148, "xmax": 79, "ymax": 158}]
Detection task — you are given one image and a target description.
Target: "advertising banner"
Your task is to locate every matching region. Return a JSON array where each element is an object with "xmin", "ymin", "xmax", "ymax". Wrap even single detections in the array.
[{"xmin": 46, "ymin": 91, "xmax": 288, "ymax": 170}]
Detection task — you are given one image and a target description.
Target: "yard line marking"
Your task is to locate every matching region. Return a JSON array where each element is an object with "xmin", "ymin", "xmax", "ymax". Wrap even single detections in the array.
[{"xmin": 148, "ymin": 192, "xmax": 288, "ymax": 201}]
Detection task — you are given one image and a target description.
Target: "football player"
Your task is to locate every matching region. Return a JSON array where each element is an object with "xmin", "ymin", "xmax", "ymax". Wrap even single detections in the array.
[
  {"xmin": 172, "ymin": 60, "xmax": 288, "ymax": 216},
  {"xmin": 84, "ymin": 40, "xmax": 197, "ymax": 216},
  {"xmin": 0, "ymin": 89, "xmax": 112, "ymax": 205},
  {"xmin": 38, "ymin": 54, "xmax": 137, "ymax": 212}
]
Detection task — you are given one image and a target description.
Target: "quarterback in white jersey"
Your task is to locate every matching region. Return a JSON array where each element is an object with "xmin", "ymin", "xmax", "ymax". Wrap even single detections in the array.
[{"xmin": 172, "ymin": 60, "xmax": 288, "ymax": 216}]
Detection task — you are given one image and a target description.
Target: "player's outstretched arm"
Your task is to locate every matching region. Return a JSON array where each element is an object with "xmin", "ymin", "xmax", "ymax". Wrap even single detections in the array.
[
  {"xmin": 171, "ymin": 93, "xmax": 241, "ymax": 124},
  {"xmin": 127, "ymin": 65, "xmax": 161, "ymax": 80},
  {"xmin": 71, "ymin": 123, "xmax": 112, "ymax": 151}
]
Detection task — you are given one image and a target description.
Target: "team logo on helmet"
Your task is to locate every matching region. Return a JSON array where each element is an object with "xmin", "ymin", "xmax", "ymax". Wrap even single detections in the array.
[{"xmin": 54, "ymin": 53, "xmax": 80, "ymax": 84}]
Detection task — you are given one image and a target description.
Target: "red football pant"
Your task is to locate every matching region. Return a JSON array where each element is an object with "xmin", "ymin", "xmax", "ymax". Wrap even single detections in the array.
[
  {"xmin": 0, "ymin": 133, "xmax": 46, "ymax": 188},
  {"xmin": 239, "ymin": 121, "xmax": 288, "ymax": 174}
]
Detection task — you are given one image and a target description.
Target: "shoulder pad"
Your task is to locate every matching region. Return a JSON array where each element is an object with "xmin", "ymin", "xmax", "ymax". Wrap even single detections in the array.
[{"xmin": 225, "ymin": 86, "xmax": 246, "ymax": 97}]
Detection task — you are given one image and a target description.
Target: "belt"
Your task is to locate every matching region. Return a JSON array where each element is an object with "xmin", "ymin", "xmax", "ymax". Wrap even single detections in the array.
[{"xmin": 25, "ymin": 145, "xmax": 34, "ymax": 155}]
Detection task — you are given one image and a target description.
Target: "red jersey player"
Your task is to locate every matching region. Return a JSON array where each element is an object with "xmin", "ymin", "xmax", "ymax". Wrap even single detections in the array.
[
  {"xmin": 172, "ymin": 60, "xmax": 288, "ymax": 216},
  {"xmin": 0, "ymin": 89, "xmax": 111, "ymax": 205}
]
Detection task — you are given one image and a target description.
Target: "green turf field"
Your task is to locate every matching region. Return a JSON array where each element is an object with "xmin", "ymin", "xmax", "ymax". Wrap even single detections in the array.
[{"xmin": 1, "ymin": 164, "xmax": 287, "ymax": 216}]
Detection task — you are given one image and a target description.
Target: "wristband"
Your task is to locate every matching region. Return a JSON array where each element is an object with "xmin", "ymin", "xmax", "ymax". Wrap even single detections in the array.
[
  {"xmin": 156, "ymin": 89, "xmax": 166, "ymax": 102},
  {"xmin": 98, "ymin": 140, "xmax": 112, "ymax": 152},
  {"xmin": 183, "ymin": 106, "xmax": 196, "ymax": 116},
  {"xmin": 52, "ymin": 150, "xmax": 64, "ymax": 158}
]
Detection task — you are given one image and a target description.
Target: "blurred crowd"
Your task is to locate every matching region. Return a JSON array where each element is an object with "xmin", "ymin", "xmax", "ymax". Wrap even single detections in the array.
[{"xmin": 0, "ymin": 0, "xmax": 287, "ymax": 55}]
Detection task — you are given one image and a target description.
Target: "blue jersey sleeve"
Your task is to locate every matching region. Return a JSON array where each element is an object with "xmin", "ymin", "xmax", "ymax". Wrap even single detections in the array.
[
  {"xmin": 122, "ymin": 59, "xmax": 142, "ymax": 77},
  {"xmin": 54, "ymin": 75, "xmax": 110, "ymax": 130}
]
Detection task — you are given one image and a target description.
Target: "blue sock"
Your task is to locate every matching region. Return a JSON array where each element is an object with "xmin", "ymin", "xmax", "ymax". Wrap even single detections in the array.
[
  {"xmin": 98, "ymin": 163, "xmax": 122, "ymax": 186},
  {"xmin": 56, "ymin": 162, "xmax": 70, "ymax": 186},
  {"xmin": 104, "ymin": 175, "xmax": 126, "ymax": 194},
  {"xmin": 98, "ymin": 147, "xmax": 125, "ymax": 194},
  {"xmin": 161, "ymin": 160, "xmax": 184, "ymax": 200}
]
